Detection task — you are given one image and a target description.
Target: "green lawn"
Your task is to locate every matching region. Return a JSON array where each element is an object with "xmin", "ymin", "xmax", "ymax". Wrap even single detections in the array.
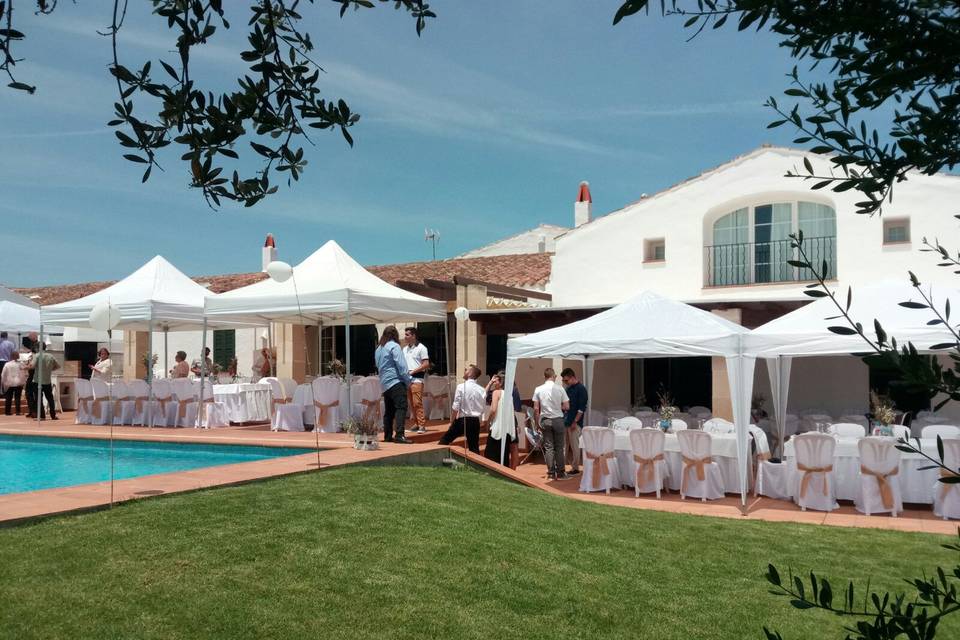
[{"xmin": 0, "ymin": 466, "xmax": 955, "ymax": 639}]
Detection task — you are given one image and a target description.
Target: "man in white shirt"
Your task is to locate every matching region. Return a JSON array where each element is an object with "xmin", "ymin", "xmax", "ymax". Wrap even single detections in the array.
[
  {"xmin": 438, "ymin": 364, "xmax": 485, "ymax": 453},
  {"xmin": 533, "ymin": 367, "xmax": 570, "ymax": 480},
  {"xmin": 403, "ymin": 327, "xmax": 430, "ymax": 433}
]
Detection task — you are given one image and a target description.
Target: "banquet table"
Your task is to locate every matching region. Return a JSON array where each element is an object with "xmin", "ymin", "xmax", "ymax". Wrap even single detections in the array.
[
  {"xmin": 783, "ymin": 436, "xmax": 941, "ymax": 504},
  {"xmin": 212, "ymin": 382, "xmax": 272, "ymax": 423},
  {"xmin": 608, "ymin": 429, "xmax": 767, "ymax": 494}
]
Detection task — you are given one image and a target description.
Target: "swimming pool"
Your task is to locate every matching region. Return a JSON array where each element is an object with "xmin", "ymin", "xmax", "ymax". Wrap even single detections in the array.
[{"xmin": 0, "ymin": 435, "xmax": 315, "ymax": 495}]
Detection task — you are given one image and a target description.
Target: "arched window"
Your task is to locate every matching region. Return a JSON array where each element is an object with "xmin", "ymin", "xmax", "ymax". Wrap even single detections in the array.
[{"xmin": 707, "ymin": 201, "xmax": 835, "ymax": 286}]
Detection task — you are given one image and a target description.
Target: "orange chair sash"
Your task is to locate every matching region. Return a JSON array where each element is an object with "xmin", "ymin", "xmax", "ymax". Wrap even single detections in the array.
[
  {"xmin": 681, "ymin": 455, "xmax": 713, "ymax": 494},
  {"xmin": 633, "ymin": 452, "xmax": 664, "ymax": 487},
  {"xmin": 586, "ymin": 450, "xmax": 614, "ymax": 488},
  {"xmin": 798, "ymin": 463, "xmax": 833, "ymax": 499},
  {"xmin": 313, "ymin": 399, "xmax": 339, "ymax": 428},
  {"xmin": 860, "ymin": 464, "xmax": 898, "ymax": 510}
]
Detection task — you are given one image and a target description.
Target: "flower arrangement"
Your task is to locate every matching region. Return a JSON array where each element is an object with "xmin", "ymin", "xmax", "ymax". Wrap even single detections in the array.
[
  {"xmin": 326, "ymin": 358, "xmax": 347, "ymax": 381},
  {"xmin": 870, "ymin": 390, "xmax": 897, "ymax": 426},
  {"xmin": 657, "ymin": 387, "xmax": 677, "ymax": 422},
  {"xmin": 141, "ymin": 352, "xmax": 158, "ymax": 369}
]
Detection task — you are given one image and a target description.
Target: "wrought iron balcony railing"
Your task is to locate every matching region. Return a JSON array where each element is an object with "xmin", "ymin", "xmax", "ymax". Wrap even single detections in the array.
[{"xmin": 704, "ymin": 236, "xmax": 836, "ymax": 287}]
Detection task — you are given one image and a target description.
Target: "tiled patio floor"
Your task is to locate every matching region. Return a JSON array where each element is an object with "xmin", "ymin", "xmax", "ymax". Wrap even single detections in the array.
[{"xmin": 2, "ymin": 412, "xmax": 956, "ymax": 535}]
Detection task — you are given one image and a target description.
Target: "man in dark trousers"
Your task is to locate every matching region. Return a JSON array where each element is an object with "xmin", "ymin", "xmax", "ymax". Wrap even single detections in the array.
[
  {"xmin": 561, "ymin": 367, "xmax": 588, "ymax": 476},
  {"xmin": 439, "ymin": 365, "xmax": 485, "ymax": 454}
]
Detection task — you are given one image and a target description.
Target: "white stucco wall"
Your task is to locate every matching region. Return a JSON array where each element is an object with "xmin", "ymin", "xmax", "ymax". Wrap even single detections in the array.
[{"xmin": 551, "ymin": 147, "xmax": 960, "ymax": 307}]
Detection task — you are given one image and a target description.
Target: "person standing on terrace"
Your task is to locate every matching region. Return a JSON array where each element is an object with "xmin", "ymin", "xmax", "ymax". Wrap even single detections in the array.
[
  {"xmin": 403, "ymin": 327, "xmax": 430, "ymax": 433},
  {"xmin": 374, "ymin": 325, "xmax": 412, "ymax": 444}
]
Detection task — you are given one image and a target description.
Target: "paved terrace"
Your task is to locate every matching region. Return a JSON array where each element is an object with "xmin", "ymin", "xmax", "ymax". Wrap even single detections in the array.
[{"xmin": 1, "ymin": 413, "xmax": 956, "ymax": 535}]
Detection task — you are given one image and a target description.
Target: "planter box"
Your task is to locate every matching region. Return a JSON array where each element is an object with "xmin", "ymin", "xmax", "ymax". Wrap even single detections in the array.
[{"xmin": 353, "ymin": 433, "xmax": 380, "ymax": 451}]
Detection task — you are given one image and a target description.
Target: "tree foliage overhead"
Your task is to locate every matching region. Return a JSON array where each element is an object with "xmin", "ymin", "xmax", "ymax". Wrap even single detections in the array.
[
  {"xmin": 0, "ymin": 0, "xmax": 435, "ymax": 208},
  {"xmin": 615, "ymin": 0, "xmax": 960, "ymax": 216}
]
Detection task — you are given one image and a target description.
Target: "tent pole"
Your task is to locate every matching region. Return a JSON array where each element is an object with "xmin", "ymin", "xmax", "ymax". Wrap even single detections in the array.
[
  {"xmin": 147, "ymin": 321, "xmax": 155, "ymax": 428},
  {"xmin": 108, "ymin": 327, "xmax": 115, "ymax": 508},
  {"xmin": 345, "ymin": 305, "xmax": 352, "ymax": 419},
  {"xmin": 267, "ymin": 323, "xmax": 274, "ymax": 377},
  {"xmin": 163, "ymin": 327, "xmax": 168, "ymax": 378},
  {"xmin": 147, "ymin": 323, "xmax": 153, "ymax": 384},
  {"xmin": 198, "ymin": 318, "xmax": 207, "ymax": 429},
  {"xmin": 36, "ymin": 323, "xmax": 43, "ymax": 427}
]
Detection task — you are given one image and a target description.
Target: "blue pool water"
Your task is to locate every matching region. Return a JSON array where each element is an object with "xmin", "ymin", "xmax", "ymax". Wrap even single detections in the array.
[{"xmin": 0, "ymin": 435, "xmax": 315, "ymax": 495}]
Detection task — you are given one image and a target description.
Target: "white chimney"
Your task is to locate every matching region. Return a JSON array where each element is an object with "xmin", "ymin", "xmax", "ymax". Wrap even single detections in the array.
[
  {"xmin": 262, "ymin": 233, "xmax": 277, "ymax": 272},
  {"xmin": 574, "ymin": 181, "xmax": 592, "ymax": 227},
  {"xmin": 537, "ymin": 234, "xmax": 547, "ymax": 253}
]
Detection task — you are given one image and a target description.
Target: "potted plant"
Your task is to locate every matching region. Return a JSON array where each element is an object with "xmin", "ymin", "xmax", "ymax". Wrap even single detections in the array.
[
  {"xmin": 326, "ymin": 358, "xmax": 347, "ymax": 382},
  {"xmin": 343, "ymin": 414, "xmax": 381, "ymax": 450},
  {"xmin": 656, "ymin": 387, "xmax": 677, "ymax": 431},
  {"xmin": 141, "ymin": 352, "xmax": 158, "ymax": 381}
]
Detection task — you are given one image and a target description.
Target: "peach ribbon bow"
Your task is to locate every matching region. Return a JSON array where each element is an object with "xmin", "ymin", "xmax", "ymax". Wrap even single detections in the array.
[
  {"xmin": 798, "ymin": 463, "xmax": 833, "ymax": 499},
  {"xmin": 860, "ymin": 464, "xmax": 898, "ymax": 510},
  {"xmin": 360, "ymin": 398, "xmax": 381, "ymax": 423},
  {"xmin": 681, "ymin": 455, "xmax": 713, "ymax": 495},
  {"xmin": 313, "ymin": 399, "xmax": 340, "ymax": 429},
  {"xmin": 586, "ymin": 451, "xmax": 614, "ymax": 488},
  {"xmin": 177, "ymin": 398, "xmax": 192, "ymax": 419},
  {"xmin": 133, "ymin": 395, "xmax": 148, "ymax": 413},
  {"xmin": 113, "ymin": 396, "xmax": 130, "ymax": 417},
  {"xmin": 633, "ymin": 453, "xmax": 664, "ymax": 488},
  {"xmin": 90, "ymin": 398, "xmax": 109, "ymax": 420}
]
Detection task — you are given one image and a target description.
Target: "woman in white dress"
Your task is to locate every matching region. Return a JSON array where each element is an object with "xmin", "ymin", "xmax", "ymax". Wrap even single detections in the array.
[{"xmin": 89, "ymin": 348, "xmax": 113, "ymax": 380}]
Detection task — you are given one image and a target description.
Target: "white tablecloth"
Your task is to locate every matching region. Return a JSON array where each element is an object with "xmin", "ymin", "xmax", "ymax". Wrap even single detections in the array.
[
  {"xmin": 783, "ymin": 437, "xmax": 941, "ymax": 504},
  {"xmin": 212, "ymin": 383, "xmax": 272, "ymax": 423}
]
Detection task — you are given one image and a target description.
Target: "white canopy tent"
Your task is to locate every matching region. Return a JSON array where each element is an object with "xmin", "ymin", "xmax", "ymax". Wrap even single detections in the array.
[
  {"xmin": 40, "ymin": 255, "xmax": 255, "ymax": 425},
  {"xmin": 492, "ymin": 290, "xmax": 755, "ymax": 504},
  {"xmin": 744, "ymin": 280, "xmax": 960, "ymax": 451},
  {"xmin": 204, "ymin": 240, "xmax": 447, "ymax": 410},
  {"xmin": 0, "ymin": 285, "xmax": 57, "ymax": 335}
]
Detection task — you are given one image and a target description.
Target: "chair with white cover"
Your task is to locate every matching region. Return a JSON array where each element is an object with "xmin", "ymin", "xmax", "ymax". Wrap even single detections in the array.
[
  {"xmin": 185, "ymin": 379, "xmax": 229, "ymax": 428},
  {"xmin": 829, "ymin": 422, "xmax": 866, "ymax": 438},
  {"xmin": 579, "ymin": 426, "xmax": 620, "ymax": 494},
  {"xmin": 354, "ymin": 377, "xmax": 383, "ymax": 425},
  {"xmin": 423, "ymin": 375, "xmax": 451, "ymax": 421},
  {"xmin": 676, "ymin": 430, "xmax": 724, "ymax": 500},
  {"xmin": 703, "ymin": 418, "xmax": 734, "ymax": 434},
  {"xmin": 855, "ymin": 437, "xmax": 903, "ymax": 517},
  {"xmin": 147, "ymin": 379, "xmax": 178, "ymax": 427},
  {"xmin": 890, "ymin": 424, "xmax": 911, "ymax": 441},
  {"xmin": 123, "ymin": 379, "xmax": 151, "ymax": 426},
  {"xmin": 170, "ymin": 378, "xmax": 198, "ymax": 427},
  {"xmin": 265, "ymin": 378, "xmax": 303, "ymax": 432},
  {"xmin": 613, "ymin": 416, "xmax": 643, "ymax": 431},
  {"xmin": 88, "ymin": 379, "xmax": 114, "ymax": 426},
  {"xmin": 110, "ymin": 380, "xmax": 132, "ymax": 425},
  {"xmin": 922, "ymin": 424, "xmax": 960, "ymax": 440},
  {"xmin": 587, "ymin": 409, "xmax": 606, "ymax": 426},
  {"xmin": 606, "ymin": 409, "xmax": 629, "ymax": 421},
  {"xmin": 688, "ymin": 405, "xmax": 712, "ymax": 418},
  {"xmin": 670, "ymin": 418, "xmax": 688, "ymax": 431},
  {"xmin": 629, "ymin": 428, "xmax": 668, "ymax": 498},
  {"xmin": 311, "ymin": 377, "xmax": 342, "ymax": 432},
  {"xmin": 792, "ymin": 433, "xmax": 838, "ymax": 512},
  {"xmin": 933, "ymin": 439, "xmax": 960, "ymax": 520},
  {"xmin": 75, "ymin": 378, "xmax": 94, "ymax": 424}
]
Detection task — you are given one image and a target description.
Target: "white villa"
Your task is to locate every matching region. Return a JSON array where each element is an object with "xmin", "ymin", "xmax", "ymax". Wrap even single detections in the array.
[{"xmin": 9, "ymin": 145, "xmax": 960, "ymax": 422}]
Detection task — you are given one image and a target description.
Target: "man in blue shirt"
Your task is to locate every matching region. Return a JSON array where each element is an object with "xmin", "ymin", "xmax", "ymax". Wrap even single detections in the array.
[
  {"xmin": 561, "ymin": 367, "xmax": 588, "ymax": 476},
  {"xmin": 374, "ymin": 325, "xmax": 413, "ymax": 444}
]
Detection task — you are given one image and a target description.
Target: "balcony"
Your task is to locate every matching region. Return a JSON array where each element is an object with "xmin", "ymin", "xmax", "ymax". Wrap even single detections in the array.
[{"xmin": 704, "ymin": 236, "xmax": 836, "ymax": 287}]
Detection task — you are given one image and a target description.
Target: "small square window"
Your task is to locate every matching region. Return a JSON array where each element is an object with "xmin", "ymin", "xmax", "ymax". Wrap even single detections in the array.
[
  {"xmin": 645, "ymin": 238, "xmax": 665, "ymax": 262},
  {"xmin": 883, "ymin": 218, "xmax": 910, "ymax": 244}
]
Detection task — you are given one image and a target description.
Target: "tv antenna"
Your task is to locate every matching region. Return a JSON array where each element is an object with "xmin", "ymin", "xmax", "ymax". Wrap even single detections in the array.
[{"xmin": 424, "ymin": 228, "xmax": 440, "ymax": 261}]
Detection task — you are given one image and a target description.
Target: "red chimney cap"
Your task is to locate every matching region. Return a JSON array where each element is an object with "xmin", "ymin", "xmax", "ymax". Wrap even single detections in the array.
[
  {"xmin": 577, "ymin": 181, "xmax": 591, "ymax": 203},
  {"xmin": 264, "ymin": 233, "xmax": 276, "ymax": 248}
]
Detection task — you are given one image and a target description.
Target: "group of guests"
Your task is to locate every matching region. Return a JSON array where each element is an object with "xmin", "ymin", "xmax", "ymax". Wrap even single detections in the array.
[
  {"xmin": 0, "ymin": 332, "xmax": 60, "ymax": 420},
  {"xmin": 374, "ymin": 324, "xmax": 569, "ymax": 469}
]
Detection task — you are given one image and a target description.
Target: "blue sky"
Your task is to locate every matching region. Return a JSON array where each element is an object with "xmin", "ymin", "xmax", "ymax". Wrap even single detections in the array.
[{"xmin": 1, "ymin": 1, "xmax": 804, "ymax": 287}]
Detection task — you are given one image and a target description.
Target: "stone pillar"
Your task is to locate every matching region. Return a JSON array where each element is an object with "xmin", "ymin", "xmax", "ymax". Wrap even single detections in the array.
[
  {"xmin": 710, "ymin": 308, "xmax": 742, "ymax": 421},
  {"xmin": 455, "ymin": 284, "xmax": 487, "ymax": 376},
  {"xmin": 123, "ymin": 330, "xmax": 149, "ymax": 381},
  {"xmin": 273, "ymin": 322, "xmax": 307, "ymax": 381}
]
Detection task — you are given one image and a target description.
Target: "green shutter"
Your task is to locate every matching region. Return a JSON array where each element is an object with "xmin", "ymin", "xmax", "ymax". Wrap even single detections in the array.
[{"xmin": 212, "ymin": 330, "xmax": 236, "ymax": 369}]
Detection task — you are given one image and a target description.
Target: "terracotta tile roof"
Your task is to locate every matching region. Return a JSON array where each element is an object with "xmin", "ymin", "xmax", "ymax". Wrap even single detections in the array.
[
  {"xmin": 368, "ymin": 253, "xmax": 552, "ymax": 289},
  {"xmin": 13, "ymin": 253, "xmax": 552, "ymax": 306}
]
